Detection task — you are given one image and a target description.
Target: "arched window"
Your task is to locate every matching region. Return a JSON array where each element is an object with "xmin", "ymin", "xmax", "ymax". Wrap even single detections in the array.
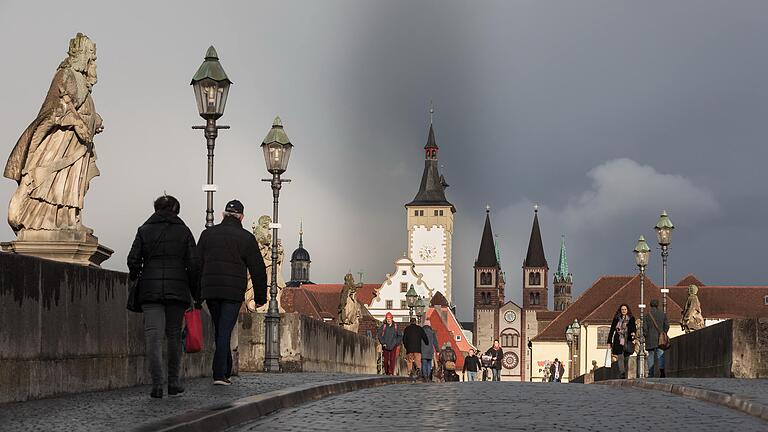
[
  {"xmin": 534, "ymin": 272, "xmax": 541, "ymax": 285},
  {"xmin": 501, "ymin": 328, "xmax": 520, "ymax": 348},
  {"xmin": 535, "ymin": 292, "xmax": 541, "ymax": 305},
  {"xmin": 528, "ymin": 272, "xmax": 535, "ymax": 286},
  {"xmin": 529, "ymin": 292, "xmax": 535, "ymax": 305}
]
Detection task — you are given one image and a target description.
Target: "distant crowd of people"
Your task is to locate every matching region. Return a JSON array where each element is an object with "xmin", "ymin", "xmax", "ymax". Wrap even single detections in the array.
[{"xmin": 377, "ymin": 314, "xmax": 506, "ymax": 382}]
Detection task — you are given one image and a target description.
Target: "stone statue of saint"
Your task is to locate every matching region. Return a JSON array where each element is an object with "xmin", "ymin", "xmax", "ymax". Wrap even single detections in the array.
[
  {"xmin": 2, "ymin": 33, "xmax": 111, "ymax": 266},
  {"xmin": 5, "ymin": 33, "xmax": 102, "ymax": 234},
  {"xmin": 338, "ymin": 273, "xmax": 362, "ymax": 333},
  {"xmin": 245, "ymin": 215, "xmax": 285, "ymax": 312},
  {"xmin": 681, "ymin": 284, "xmax": 705, "ymax": 333}
]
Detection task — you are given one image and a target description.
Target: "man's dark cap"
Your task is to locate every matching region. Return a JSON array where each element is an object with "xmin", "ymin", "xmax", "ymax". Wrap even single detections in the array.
[{"xmin": 225, "ymin": 200, "xmax": 244, "ymax": 214}]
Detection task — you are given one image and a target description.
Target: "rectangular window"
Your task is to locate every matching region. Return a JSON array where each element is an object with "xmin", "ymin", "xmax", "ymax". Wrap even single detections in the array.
[
  {"xmin": 385, "ymin": 300, "xmax": 393, "ymax": 310},
  {"xmin": 439, "ymin": 210, "xmax": 444, "ymax": 216},
  {"xmin": 455, "ymin": 335, "xmax": 461, "ymax": 341},
  {"xmin": 414, "ymin": 210, "xmax": 419, "ymax": 216},
  {"xmin": 434, "ymin": 210, "xmax": 439, "ymax": 216},
  {"xmin": 419, "ymin": 210, "xmax": 425, "ymax": 216},
  {"xmin": 400, "ymin": 282, "xmax": 408, "ymax": 292},
  {"xmin": 597, "ymin": 326, "xmax": 611, "ymax": 348},
  {"xmin": 400, "ymin": 300, "xmax": 407, "ymax": 309},
  {"xmin": 764, "ymin": 295, "xmax": 768, "ymax": 305}
]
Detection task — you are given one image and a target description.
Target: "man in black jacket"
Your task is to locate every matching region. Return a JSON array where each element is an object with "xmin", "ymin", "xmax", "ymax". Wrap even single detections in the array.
[
  {"xmin": 402, "ymin": 318, "xmax": 429, "ymax": 378},
  {"xmin": 462, "ymin": 349, "xmax": 481, "ymax": 381},
  {"xmin": 198, "ymin": 200, "xmax": 267, "ymax": 385},
  {"xmin": 486, "ymin": 340, "xmax": 504, "ymax": 381}
]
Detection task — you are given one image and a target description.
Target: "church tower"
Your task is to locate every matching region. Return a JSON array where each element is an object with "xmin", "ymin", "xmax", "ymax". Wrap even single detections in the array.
[
  {"xmin": 473, "ymin": 207, "xmax": 503, "ymax": 348},
  {"xmin": 405, "ymin": 113, "xmax": 455, "ymax": 303},
  {"xmin": 553, "ymin": 235, "xmax": 573, "ymax": 311},
  {"xmin": 287, "ymin": 222, "xmax": 312, "ymax": 287},
  {"xmin": 522, "ymin": 205, "xmax": 548, "ymax": 310}
]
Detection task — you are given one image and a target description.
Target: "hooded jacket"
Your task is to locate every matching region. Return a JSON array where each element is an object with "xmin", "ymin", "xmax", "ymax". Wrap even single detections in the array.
[
  {"xmin": 127, "ymin": 211, "xmax": 198, "ymax": 306},
  {"xmin": 421, "ymin": 325, "xmax": 439, "ymax": 359}
]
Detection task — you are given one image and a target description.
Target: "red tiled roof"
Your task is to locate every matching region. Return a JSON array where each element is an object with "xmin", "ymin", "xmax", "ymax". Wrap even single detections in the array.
[
  {"xmin": 581, "ymin": 275, "xmax": 683, "ymax": 324},
  {"xmin": 426, "ymin": 307, "xmax": 467, "ymax": 370},
  {"xmin": 675, "ymin": 274, "xmax": 705, "ymax": 287},
  {"xmin": 532, "ymin": 276, "xmax": 632, "ymax": 342},
  {"xmin": 281, "ymin": 283, "xmax": 380, "ymax": 321},
  {"xmin": 668, "ymin": 286, "xmax": 768, "ymax": 319}
]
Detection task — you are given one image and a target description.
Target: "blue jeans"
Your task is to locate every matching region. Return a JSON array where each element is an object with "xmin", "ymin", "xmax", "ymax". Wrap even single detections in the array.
[
  {"xmin": 467, "ymin": 371, "xmax": 477, "ymax": 381},
  {"xmin": 492, "ymin": 368, "xmax": 501, "ymax": 381},
  {"xmin": 207, "ymin": 299, "xmax": 241, "ymax": 380},
  {"xmin": 647, "ymin": 348, "xmax": 665, "ymax": 377},
  {"xmin": 421, "ymin": 358, "xmax": 433, "ymax": 379}
]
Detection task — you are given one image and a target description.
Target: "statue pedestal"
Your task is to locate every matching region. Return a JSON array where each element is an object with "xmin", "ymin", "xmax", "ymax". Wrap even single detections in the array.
[{"xmin": 1, "ymin": 229, "xmax": 113, "ymax": 267}]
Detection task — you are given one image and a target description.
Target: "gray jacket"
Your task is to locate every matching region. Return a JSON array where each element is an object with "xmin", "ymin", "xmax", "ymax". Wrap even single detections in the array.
[
  {"xmin": 421, "ymin": 325, "xmax": 439, "ymax": 359},
  {"xmin": 378, "ymin": 322, "xmax": 402, "ymax": 351},
  {"xmin": 643, "ymin": 307, "xmax": 669, "ymax": 349}
]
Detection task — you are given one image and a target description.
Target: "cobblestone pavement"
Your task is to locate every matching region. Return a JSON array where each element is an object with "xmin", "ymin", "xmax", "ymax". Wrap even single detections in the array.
[
  {"xmin": 0, "ymin": 373, "xmax": 367, "ymax": 432},
  {"xmin": 647, "ymin": 378, "xmax": 768, "ymax": 406},
  {"xmin": 234, "ymin": 382, "xmax": 768, "ymax": 432}
]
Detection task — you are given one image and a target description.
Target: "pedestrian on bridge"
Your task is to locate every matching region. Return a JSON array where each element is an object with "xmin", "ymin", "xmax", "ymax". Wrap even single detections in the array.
[
  {"xmin": 485, "ymin": 340, "xmax": 504, "ymax": 381},
  {"xmin": 421, "ymin": 319, "xmax": 439, "ymax": 381},
  {"xmin": 378, "ymin": 312, "xmax": 402, "ymax": 375},
  {"xmin": 607, "ymin": 303, "xmax": 637, "ymax": 379},
  {"xmin": 128, "ymin": 195, "xmax": 198, "ymax": 399},
  {"xmin": 644, "ymin": 298, "xmax": 669, "ymax": 378},
  {"xmin": 403, "ymin": 318, "xmax": 429, "ymax": 379},
  {"xmin": 549, "ymin": 358, "xmax": 565, "ymax": 382},
  {"xmin": 198, "ymin": 200, "xmax": 267, "ymax": 386},
  {"xmin": 462, "ymin": 349, "xmax": 481, "ymax": 381}
]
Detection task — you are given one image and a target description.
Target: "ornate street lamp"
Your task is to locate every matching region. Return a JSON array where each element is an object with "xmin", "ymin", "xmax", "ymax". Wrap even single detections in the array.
[
  {"xmin": 633, "ymin": 235, "xmax": 651, "ymax": 379},
  {"xmin": 260, "ymin": 116, "xmax": 293, "ymax": 373},
  {"xmin": 571, "ymin": 318, "xmax": 581, "ymax": 378},
  {"xmin": 565, "ymin": 324, "xmax": 575, "ymax": 381},
  {"xmin": 654, "ymin": 210, "xmax": 675, "ymax": 314},
  {"xmin": 405, "ymin": 285, "xmax": 418, "ymax": 319},
  {"xmin": 527, "ymin": 340, "xmax": 533, "ymax": 382},
  {"xmin": 415, "ymin": 296, "xmax": 426, "ymax": 323},
  {"xmin": 191, "ymin": 46, "xmax": 232, "ymax": 228}
]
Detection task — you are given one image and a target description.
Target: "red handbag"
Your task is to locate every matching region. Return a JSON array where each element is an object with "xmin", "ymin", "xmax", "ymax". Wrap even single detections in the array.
[{"xmin": 184, "ymin": 309, "xmax": 203, "ymax": 353}]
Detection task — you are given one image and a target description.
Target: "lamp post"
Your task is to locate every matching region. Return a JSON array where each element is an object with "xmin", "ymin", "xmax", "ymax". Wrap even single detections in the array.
[
  {"xmin": 565, "ymin": 325, "xmax": 574, "ymax": 381},
  {"xmin": 654, "ymin": 210, "xmax": 675, "ymax": 314},
  {"xmin": 572, "ymin": 318, "xmax": 581, "ymax": 378},
  {"xmin": 405, "ymin": 285, "xmax": 418, "ymax": 320},
  {"xmin": 260, "ymin": 116, "xmax": 293, "ymax": 373},
  {"xmin": 633, "ymin": 235, "xmax": 651, "ymax": 379},
  {"xmin": 527, "ymin": 340, "xmax": 533, "ymax": 382},
  {"xmin": 191, "ymin": 46, "xmax": 232, "ymax": 228},
  {"xmin": 415, "ymin": 297, "xmax": 426, "ymax": 324}
]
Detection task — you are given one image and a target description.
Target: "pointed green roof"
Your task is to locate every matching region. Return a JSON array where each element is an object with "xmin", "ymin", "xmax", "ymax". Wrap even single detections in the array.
[
  {"xmin": 262, "ymin": 116, "xmax": 291, "ymax": 145},
  {"xmin": 191, "ymin": 45, "xmax": 232, "ymax": 84},
  {"xmin": 554, "ymin": 235, "xmax": 572, "ymax": 284}
]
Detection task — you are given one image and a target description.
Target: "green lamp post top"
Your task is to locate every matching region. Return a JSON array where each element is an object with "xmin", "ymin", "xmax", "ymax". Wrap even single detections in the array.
[
  {"xmin": 655, "ymin": 210, "xmax": 675, "ymax": 230},
  {"xmin": 262, "ymin": 116, "xmax": 291, "ymax": 145},
  {"xmin": 634, "ymin": 235, "xmax": 651, "ymax": 253},
  {"xmin": 191, "ymin": 46, "xmax": 231, "ymax": 84},
  {"xmin": 634, "ymin": 235, "xmax": 651, "ymax": 267}
]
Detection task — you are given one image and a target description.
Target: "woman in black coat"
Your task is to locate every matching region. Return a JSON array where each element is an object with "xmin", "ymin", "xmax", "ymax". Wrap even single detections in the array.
[
  {"xmin": 606, "ymin": 303, "xmax": 637, "ymax": 379},
  {"xmin": 127, "ymin": 195, "xmax": 198, "ymax": 398}
]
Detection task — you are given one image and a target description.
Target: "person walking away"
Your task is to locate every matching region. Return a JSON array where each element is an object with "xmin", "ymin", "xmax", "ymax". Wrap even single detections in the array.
[
  {"xmin": 402, "ymin": 318, "xmax": 429, "ymax": 379},
  {"xmin": 127, "ymin": 195, "xmax": 198, "ymax": 398},
  {"xmin": 607, "ymin": 303, "xmax": 637, "ymax": 379},
  {"xmin": 439, "ymin": 342, "xmax": 459, "ymax": 381},
  {"xmin": 198, "ymin": 200, "xmax": 267, "ymax": 386},
  {"xmin": 462, "ymin": 349, "xmax": 481, "ymax": 381},
  {"xmin": 644, "ymin": 298, "xmax": 669, "ymax": 378},
  {"xmin": 549, "ymin": 358, "xmax": 565, "ymax": 382},
  {"xmin": 421, "ymin": 319, "xmax": 439, "ymax": 381},
  {"xmin": 378, "ymin": 312, "xmax": 402, "ymax": 375},
  {"xmin": 485, "ymin": 340, "xmax": 504, "ymax": 381}
]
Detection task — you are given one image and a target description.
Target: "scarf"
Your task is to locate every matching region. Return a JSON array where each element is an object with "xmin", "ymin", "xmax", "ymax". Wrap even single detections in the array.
[{"xmin": 616, "ymin": 315, "xmax": 628, "ymax": 347}]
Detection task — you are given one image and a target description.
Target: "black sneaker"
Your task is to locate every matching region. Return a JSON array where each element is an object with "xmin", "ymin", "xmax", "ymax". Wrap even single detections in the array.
[{"xmin": 168, "ymin": 384, "xmax": 185, "ymax": 396}]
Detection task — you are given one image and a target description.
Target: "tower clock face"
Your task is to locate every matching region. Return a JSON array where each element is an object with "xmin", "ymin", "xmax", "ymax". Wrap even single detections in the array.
[
  {"xmin": 504, "ymin": 310, "xmax": 517, "ymax": 323},
  {"xmin": 418, "ymin": 244, "xmax": 438, "ymax": 262}
]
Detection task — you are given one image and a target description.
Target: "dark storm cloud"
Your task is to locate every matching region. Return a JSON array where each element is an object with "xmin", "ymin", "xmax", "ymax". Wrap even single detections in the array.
[{"xmin": 1, "ymin": 1, "xmax": 767, "ymax": 320}]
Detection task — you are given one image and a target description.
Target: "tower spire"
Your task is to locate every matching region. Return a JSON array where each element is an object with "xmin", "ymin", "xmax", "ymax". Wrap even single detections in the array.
[
  {"xmin": 429, "ymin": 100, "xmax": 434, "ymax": 124},
  {"xmin": 299, "ymin": 219, "xmax": 304, "ymax": 248},
  {"xmin": 555, "ymin": 235, "xmax": 569, "ymax": 281},
  {"xmin": 524, "ymin": 206, "xmax": 547, "ymax": 268},
  {"xmin": 476, "ymin": 206, "xmax": 498, "ymax": 267}
]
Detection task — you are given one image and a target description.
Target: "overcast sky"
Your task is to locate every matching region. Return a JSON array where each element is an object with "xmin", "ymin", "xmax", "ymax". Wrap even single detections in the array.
[{"xmin": 2, "ymin": 1, "xmax": 767, "ymax": 321}]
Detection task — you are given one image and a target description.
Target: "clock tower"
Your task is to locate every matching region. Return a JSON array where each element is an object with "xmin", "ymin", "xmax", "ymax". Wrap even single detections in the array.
[
  {"xmin": 405, "ymin": 121, "xmax": 455, "ymax": 303},
  {"xmin": 473, "ymin": 207, "xmax": 503, "ymax": 348}
]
